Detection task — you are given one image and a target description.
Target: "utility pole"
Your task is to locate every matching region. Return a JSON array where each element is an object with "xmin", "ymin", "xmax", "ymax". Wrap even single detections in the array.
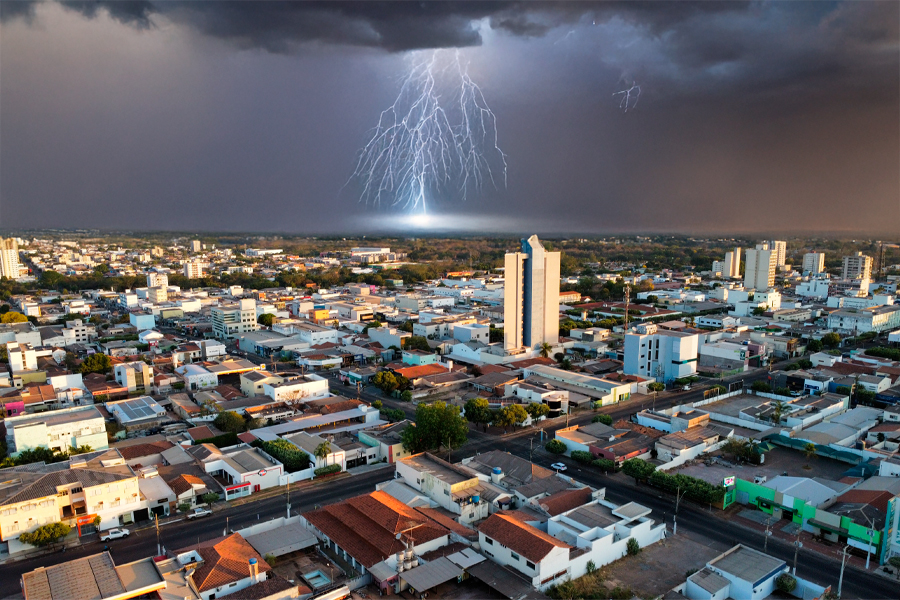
[
  {"xmin": 675, "ymin": 486, "xmax": 686, "ymax": 514},
  {"xmin": 764, "ymin": 519, "xmax": 772, "ymax": 553},
  {"xmin": 155, "ymin": 513, "xmax": 161, "ymax": 557},
  {"xmin": 837, "ymin": 544, "xmax": 850, "ymax": 597},
  {"xmin": 624, "ymin": 284, "xmax": 631, "ymax": 331},
  {"xmin": 792, "ymin": 532, "xmax": 802, "ymax": 575},
  {"xmin": 286, "ymin": 479, "xmax": 291, "ymax": 519},
  {"xmin": 865, "ymin": 528, "xmax": 874, "ymax": 569}
]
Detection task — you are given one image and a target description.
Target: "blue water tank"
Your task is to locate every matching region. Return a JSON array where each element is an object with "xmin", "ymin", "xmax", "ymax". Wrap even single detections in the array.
[
  {"xmin": 492, "ymin": 467, "xmax": 502, "ymax": 475},
  {"xmin": 249, "ymin": 558, "xmax": 257, "ymax": 566},
  {"xmin": 472, "ymin": 495, "xmax": 480, "ymax": 503}
]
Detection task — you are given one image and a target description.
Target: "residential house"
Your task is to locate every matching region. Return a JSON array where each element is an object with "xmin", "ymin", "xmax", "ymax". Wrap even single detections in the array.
[{"xmin": 5, "ymin": 406, "xmax": 108, "ymax": 457}]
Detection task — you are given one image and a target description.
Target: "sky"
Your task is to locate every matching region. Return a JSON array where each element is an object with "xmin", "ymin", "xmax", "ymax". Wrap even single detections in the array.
[{"xmin": 1, "ymin": 1, "xmax": 898, "ymax": 235}]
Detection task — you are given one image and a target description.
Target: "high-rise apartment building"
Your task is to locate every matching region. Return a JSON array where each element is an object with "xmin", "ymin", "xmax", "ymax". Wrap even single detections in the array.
[
  {"xmin": 212, "ymin": 299, "xmax": 259, "ymax": 340},
  {"xmin": 146, "ymin": 272, "xmax": 168, "ymax": 288},
  {"xmin": 724, "ymin": 248, "xmax": 741, "ymax": 278},
  {"xmin": 0, "ymin": 238, "xmax": 22, "ymax": 279},
  {"xmin": 743, "ymin": 247, "xmax": 776, "ymax": 291},
  {"xmin": 623, "ymin": 323, "xmax": 699, "ymax": 383},
  {"xmin": 184, "ymin": 261, "xmax": 204, "ymax": 279},
  {"xmin": 802, "ymin": 252, "xmax": 825, "ymax": 275},
  {"xmin": 842, "ymin": 252, "xmax": 872, "ymax": 281},
  {"xmin": 190, "ymin": 240, "xmax": 202, "ymax": 253},
  {"xmin": 767, "ymin": 240, "xmax": 787, "ymax": 268},
  {"xmin": 503, "ymin": 235, "xmax": 560, "ymax": 350}
]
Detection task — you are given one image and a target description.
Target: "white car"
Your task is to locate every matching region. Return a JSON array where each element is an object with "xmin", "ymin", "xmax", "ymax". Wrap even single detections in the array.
[
  {"xmin": 186, "ymin": 507, "xmax": 212, "ymax": 520},
  {"xmin": 550, "ymin": 462, "xmax": 567, "ymax": 472},
  {"xmin": 100, "ymin": 528, "xmax": 130, "ymax": 542}
]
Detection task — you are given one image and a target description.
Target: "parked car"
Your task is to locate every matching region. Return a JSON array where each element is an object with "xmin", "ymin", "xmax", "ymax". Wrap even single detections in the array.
[
  {"xmin": 100, "ymin": 528, "xmax": 130, "ymax": 542},
  {"xmin": 186, "ymin": 507, "xmax": 212, "ymax": 520},
  {"xmin": 550, "ymin": 462, "xmax": 567, "ymax": 472}
]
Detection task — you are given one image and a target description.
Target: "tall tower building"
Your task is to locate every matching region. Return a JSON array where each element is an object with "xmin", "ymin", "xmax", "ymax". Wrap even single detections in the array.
[
  {"xmin": 724, "ymin": 248, "xmax": 741, "ymax": 278},
  {"xmin": 842, "ymin": 252, "xmax": 872, "ymax": 281},
  {"xmin": 743, "ymin": 248, "xmax": 776, "ymax": 291},
  {"xmin": 0, "ymin": 238, "xmax": 22, "ymax": 279},
  {"xmin": 146, "ymin": 272, "xmax": 168, "ymax": 288},
  {"xmin": 184, "ymin": 261, "xmax": 204, "ymax": 279},
  {"xmin": 503, "ymin": 235, "xmax": 560, "ymax": 351},
  {"xmin": 802, "ymin": 252, "xmax": 825, "ymax": 275},
  {"xmin": 768, "ymin": 241, "xmax": 787, "ymax": 268},
  {"xmin": 190, "ymin": 240, "xmax": 202, "ymax": 253}
]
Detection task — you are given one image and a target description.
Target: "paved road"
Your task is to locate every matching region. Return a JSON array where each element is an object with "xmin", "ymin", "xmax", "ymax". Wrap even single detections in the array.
[{"xmin": 0, "ymin": 468, "xmax": 395, "ymax": 599}]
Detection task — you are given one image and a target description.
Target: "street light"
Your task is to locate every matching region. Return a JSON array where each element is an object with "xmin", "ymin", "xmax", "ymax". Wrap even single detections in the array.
[{"xmin": 837, "ymin": 544, "xmax": 850, "ymax": 597}]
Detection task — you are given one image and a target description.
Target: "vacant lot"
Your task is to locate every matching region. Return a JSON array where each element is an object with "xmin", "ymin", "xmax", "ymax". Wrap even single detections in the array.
[{"xmin": 675, "ymin": 446, "xmax": 850, "ymax": 486}]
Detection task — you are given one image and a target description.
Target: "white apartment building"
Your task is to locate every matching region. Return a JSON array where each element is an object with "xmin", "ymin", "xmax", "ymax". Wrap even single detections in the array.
[
  {"xmin": 723, "ymin": 248, "xmax": 741, "ymax": 278},
  {"xmin": 0, "ymin": 450, "xmax": 140, "ymax": 554},
  {"xmin": 190, "ymin": 240, "xmax": 202, "ymax": 252},
  {"xmin": 244, "ymin": 248, "xmax": 283, "ymax": 257},
  {"xmin": 211, "ymin": 299, "xmax": 259, "ymax": 340},
  {"xmin": 802, "ymin": 252, "xmax": 826, "ymax": 274},
  {"xmin": 6, "ymin": 342, "xmax": 38, "ymax": 373},
  {"xmin": 146, "ymin": 272, "xmax": 168, "ymax": 288},
  {"xmin": 262, "ymin": 375, "xmax": 329, "ymax": 403},
  {"xmin": 113, "ymin": 361, "xmax": 153, "ymax": 393},
  {"xmin": 504, "ymin": 235, "xmax": 561, "ymax": 350},
  {"xmin": 743, "ymin": 247, "xmax": 776, "ymax": 291},
  {"xmin": 623, "ymin": 323, "xmax": 699, "ymax": 382},
  {"xmin": 796, "ymin": 274, "xmax": 830, "ymax": 299},
  {"xmin": 5, "ymin": 406, "xmax": 108, "ymax": 456},
  {"xmin": 827, "ymin": 305, "xmax": 900, "ymax": 334},
  {"xmin": 184, "ymin": 261, "xmax": 204, "ymax": 279},
  {"xmin": 0, "ymin": 237, "xmax": 22, "ymax": 279},
  {"xmin": 65, "ymin": 299, "xmax": 91, "ymax": 315},
  {"xmin": 147, "ymin": 286, "xmax": 167, "ymax": 304},
  {"xmin": 767, "ymin": 240, "xmax": 787, "ymax": 268},
  {"xmin": 842, "ymin": 252, "xmax": 872, "ymax": 281}
]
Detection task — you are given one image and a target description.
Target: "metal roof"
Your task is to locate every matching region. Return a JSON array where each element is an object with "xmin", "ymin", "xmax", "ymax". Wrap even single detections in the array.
[{"xmin": 400, "ymin": 556, "xmax": 462, "ymax": 592}]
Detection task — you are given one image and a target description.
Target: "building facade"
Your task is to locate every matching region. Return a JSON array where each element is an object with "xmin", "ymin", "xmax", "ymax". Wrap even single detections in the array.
[
  {"xmin": 504, "ymin": 235, "xmax": 561, "ymax": 350},
  {"xmin": 743, "ymin": 247, "xmax": 776, "ymax": 291},
  {"xmin": 623, "ymin": 324, "xmax": 699, "ymax": 383},
  {"xmin": 842, "ymin": 252, "xmax": 873, "ymax": 281},
  {"xmin": 0, "ymin": 238, "xmax": 22, "ymax": 279},
  {"xmin": 212, "ymin": 299, "xmax": 259, "ymax": 340},
  {"xmin": 802, "ymin": 252, "xmax": 826, "ymax": 274}
]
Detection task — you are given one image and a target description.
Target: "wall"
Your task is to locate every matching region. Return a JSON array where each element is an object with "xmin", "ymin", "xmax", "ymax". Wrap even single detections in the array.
[{"xmin": 656, "ymin": 438, "xmax": 729, "ymax": 471}]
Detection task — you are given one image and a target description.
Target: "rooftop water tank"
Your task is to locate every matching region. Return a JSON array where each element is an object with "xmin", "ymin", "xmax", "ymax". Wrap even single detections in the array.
[{"xmin": 491, "ymin": 467, "xmax": 504, "ymax": 484}]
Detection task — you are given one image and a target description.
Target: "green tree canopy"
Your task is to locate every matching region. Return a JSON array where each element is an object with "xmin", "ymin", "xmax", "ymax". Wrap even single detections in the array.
[
  {"xmin": 404, "ymin": 336, "xmax": 432, "ymax": 352},
  {"xmin": 622, "ymin": 458, "xmax": 657, "ymax": 483},
  {"xmin": 19, "ymin": 522, "xmax": 71, "ymax": 547},
  {"xmin": 400, "ymin": 401, "xmax": 467, "ymax": 453},
  {"xmin": 592, "ymin": 414, "xmax": 613, "ymax": 426},
  {"xmin": 78, "ymin": 353, "xmax": 112, "ymax": 375},
  {"xmin": 647, "ymin": 382, "xmax": 665, "ymax": 392},
  {"xmin": 822, "ymin": 332, "xmax": 841, "ymax": 348},
  {"xmin": 751, "ymin": 380, "xmax": 771, "ymax": 393},
  {"xmin": 258, "ymin": 439, "xmax": 309, "ymax": 473},
  {"xmin": 213, "ymin": 411, "xmax": 246, "ymax": 434},
  {"xmin": 525, "ymin": 402, "xmax": 550, "ymax": 421},
  {"xmin": 0, "ymin": 311, "xmax": 27, "ymax": 323},
  {"xmin": 498, "ymin": 404, "xmax": 528, "ymax": 428},
  {"xmin": 464, "ymin": 397, "xmax": 492, "ymax": 427},
  {"xmin": 806, "ymin": 338, "xmax": 823, "ymax": 353},
  {"xmin": 372, "ymin": 371, "xmax": 399, "ymax": 394},
  {"xmin": 257, "ymin": 313, "xmax": 276, "ymax": 327}
]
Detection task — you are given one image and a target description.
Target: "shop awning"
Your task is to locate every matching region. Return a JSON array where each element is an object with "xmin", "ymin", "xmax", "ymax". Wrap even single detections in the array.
[{"xmin": 808, "ymin": 519, "xmax": 848, "ymax": 536}]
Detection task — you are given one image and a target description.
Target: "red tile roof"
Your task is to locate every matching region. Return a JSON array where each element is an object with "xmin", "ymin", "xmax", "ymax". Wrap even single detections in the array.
[
  {"xmin": 834, "ymin": 489, "xmax": 894, "ymax": 514},
  {"xmin": 303, "ymin": 491, "xmax": 451, "ymax": 568},
  {"xmin": 478, "ymin": 512, "xmax": 571, "ymax": 563},
  {"xmin": 167, "ymin": 474, "xmax": 206, "ymax": 496},
  {"xmin": 118, "ymin": 441, "xmax": 174, "ymax": 461},
  {"xmin": 539, "ymin": 488, "xmax": 593, "ymax": 516},
  {"xmin": 191, "ymin": 534, "xmax": 272, "ymax": 593},
  {"xmin": 392, "ymin": 363, "xmax": 450, "ymax": 379}
]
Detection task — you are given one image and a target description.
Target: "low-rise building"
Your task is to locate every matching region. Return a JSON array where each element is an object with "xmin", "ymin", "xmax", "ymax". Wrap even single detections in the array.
[
  {"xmin": 113, "ymin": 361, "xmax": 153, "ymax": 393},
  {"xmin": 5, "ymin": 406, "xmax": 108, "ymax": 456},
  {"xmin": 21, "ymin": 552, "xmax": 166, "ymax": 599},
  {"xmin": 397, "ymin": 453, "xmax": 490, "ymax": 524}
]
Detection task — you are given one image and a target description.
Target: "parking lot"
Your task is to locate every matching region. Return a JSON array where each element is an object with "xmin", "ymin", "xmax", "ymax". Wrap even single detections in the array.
[{"xmin": 672, "ymin": 446, "xmax": 853, "ymax": 486}]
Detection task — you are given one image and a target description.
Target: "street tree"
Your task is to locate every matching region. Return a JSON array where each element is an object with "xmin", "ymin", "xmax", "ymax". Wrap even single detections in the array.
[
  {"xmin": 79, "ymin": 353, "xmax": 112, "ymax": 375},
  {"xmin": 525, "ymin": 402, "xmax": 550, "ymax": 421},
  {"xmin": 213, "ymin": 411, "xmax": 246, "ymax": 434},
  {"xmin": 622, "ymin": 458, "xmax": 656, "ymax": 484},
  {"xmin": 19, "ymin": 523, "xmax": 71, "ymax": 548},
  {"xmin": 400, "ymin": 401, "xmax": 467, "ymax": 453},
  {"xmin": 464, "ymin": 397, "xmax": 492, "ymax": 431}
]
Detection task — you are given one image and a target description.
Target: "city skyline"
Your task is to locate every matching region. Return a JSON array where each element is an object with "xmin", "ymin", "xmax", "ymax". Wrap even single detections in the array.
[{"xmin": 1, "ymin": 1, "xmax": 898, "ymax": 234}]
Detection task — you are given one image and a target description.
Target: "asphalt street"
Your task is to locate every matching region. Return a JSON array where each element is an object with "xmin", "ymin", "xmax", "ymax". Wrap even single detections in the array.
[{"xmin": 0, "ymin": 468, "xmax": 395, "ymax": 600}]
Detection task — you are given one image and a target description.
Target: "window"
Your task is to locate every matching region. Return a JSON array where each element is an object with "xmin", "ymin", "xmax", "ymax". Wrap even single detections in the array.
[
  {"xmin": 526, "ymin": 560, "xmax": 535, "ymax": 569},
  {"xmin": 510, "ymin": 552, "xmax": 520, "ymax": 561},
  {"xmin": 484, "ymin": 538, "xmax": 493, "ymax": 545}
]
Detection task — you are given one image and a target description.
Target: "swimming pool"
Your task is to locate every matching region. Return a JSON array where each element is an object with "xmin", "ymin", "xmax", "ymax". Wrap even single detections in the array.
[{"xmin": 302, "ymin": 569, "xmax": 332, "ymax": 589}]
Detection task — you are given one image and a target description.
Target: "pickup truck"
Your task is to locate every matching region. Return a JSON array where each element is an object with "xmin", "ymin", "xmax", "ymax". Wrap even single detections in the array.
[
  {"xmin": 186, "ymin": 507, "xmax": 212, "ymax": 520},
  {"xmin": 100, "ymin": 528, "xmax": 130, "ymax": 542}
]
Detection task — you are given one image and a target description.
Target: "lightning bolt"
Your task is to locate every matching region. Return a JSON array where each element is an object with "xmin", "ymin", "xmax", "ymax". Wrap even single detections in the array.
[
  {"xmin": 348, "ymin": 50, "xmax": 507, "ymax": 214},
  {"xmin": 614, "ymin": 81, "xmax": 641, "ymax": 112}
]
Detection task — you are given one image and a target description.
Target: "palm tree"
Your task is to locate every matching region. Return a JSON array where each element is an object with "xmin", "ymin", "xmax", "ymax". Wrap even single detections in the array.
[
  {"xmin": 802, "ymin": 443, "xmax": 816, "ymax": 469},
  {"xmin": 314, "ymin": 441, "xmax": 331, "ymax": 464},
  {"xmin": 772, "ymin": 400, "xmax": 787, "ymax": 424},
  {"xmin": 539, "ymin": 343, "xmax": 552, "ymax": 358}
]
